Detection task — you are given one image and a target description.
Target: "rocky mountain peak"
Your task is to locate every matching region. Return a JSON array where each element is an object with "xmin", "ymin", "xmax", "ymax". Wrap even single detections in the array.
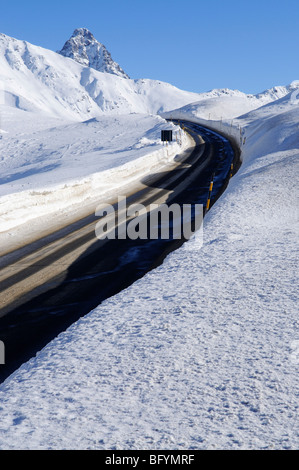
[{"xmin": 58, "ymin": 28, "xmax": 129, "ymax": 79}]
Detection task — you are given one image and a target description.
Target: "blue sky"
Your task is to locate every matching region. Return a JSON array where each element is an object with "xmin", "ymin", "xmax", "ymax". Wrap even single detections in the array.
[{"xmin": 1, "ymin": 0, "xmax": 298, "ymax": 94}]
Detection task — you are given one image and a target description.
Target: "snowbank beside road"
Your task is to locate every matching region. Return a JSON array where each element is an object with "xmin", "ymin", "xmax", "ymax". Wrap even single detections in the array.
[
  {"xmin": 0, "ymin": 90, "xmax": 298, "ymax": 449},
  {"xmin": 0, "ymin": 112, "xmax": 190, "ymax": 253},
  {"xmin": 162, "ymin": 82, "xmax": 299, "ymax": 165}
]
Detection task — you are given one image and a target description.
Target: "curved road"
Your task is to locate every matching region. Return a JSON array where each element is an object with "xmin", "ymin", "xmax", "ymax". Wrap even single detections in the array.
[{"xmin": 0, "ymin": 121, "xmax": 239, "ymax": 382}]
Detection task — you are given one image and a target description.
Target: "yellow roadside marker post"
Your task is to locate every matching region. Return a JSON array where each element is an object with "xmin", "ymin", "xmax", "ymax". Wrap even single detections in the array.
[
  {"xmin": 206, "ymin": 173, "xmax": 215, "ymax": 212},
  {"xmin": 230, "ymin": 163, "xmax": 234, "ymax": 179}
]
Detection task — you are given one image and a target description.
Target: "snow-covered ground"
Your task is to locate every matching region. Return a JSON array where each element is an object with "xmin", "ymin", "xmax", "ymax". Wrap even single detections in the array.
[
  {"xmin": 0, "ymin": 108, "xmax": 190, "ymax": 254},
  {"xmin": 0, "ymin": 31, "xmax": 298, "ymax": 449},
  {"xmin": 0, "ymin": 31, "xmax": 295, "ymax": 121}
]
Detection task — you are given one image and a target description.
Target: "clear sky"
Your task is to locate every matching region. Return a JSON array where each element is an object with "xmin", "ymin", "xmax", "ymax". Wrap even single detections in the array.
[{"xmin": 1, "ymin": 0, "xmax": 298, "ymax": 94}]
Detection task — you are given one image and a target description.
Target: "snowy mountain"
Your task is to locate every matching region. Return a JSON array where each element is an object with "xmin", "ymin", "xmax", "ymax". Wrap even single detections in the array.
[
  {"xmin": 0, "ymin": 32, "xmax": 202, "ymax": 119},
  {"xmin": 58, "ymin": 28, "xmax": 129, "ymax": 79},
  {"xmin": 1, "ymin": 31, "xmax": 297, "ymax": 123}
]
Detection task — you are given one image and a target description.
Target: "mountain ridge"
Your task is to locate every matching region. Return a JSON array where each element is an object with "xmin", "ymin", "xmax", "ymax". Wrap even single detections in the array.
[{"xmin": 0, "ymin": 31, "xmax": 297, "ymax": 121}]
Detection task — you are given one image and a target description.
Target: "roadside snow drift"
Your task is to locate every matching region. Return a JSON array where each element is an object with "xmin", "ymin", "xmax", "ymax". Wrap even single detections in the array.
[{"xmin": 0, "ymin": 112, "xmax": 189, "ymax": 239}]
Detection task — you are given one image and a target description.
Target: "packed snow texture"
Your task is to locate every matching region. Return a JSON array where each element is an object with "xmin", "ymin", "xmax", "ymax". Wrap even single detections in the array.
[{"xmin": 0, "ymin": 31, "xmax": 298, "ymax": 449}]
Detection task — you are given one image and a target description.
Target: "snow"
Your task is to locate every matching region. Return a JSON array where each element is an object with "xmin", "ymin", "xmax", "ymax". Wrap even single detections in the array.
[
  {"xmin": 1, "ymin": 32, "xmax": 294, "ymax": 122},
  {"xmin": 0, "ymin": 110, "xmax": 189, "ymax": 251},
  {"xmin": 161, "ymin": 84, "xmax": 298, "ymax": 121},
  {"xmin": 0, "ymin": 31, "xmax": 298, "ymax": 450},
  {"xmin": 0, "ymin": 32, "xmax": 202, "ymax": 119}
]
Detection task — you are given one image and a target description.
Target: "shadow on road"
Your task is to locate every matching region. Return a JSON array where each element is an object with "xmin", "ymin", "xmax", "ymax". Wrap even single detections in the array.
[{"xmin": 0, "ymin": 122, "xmax": 239, "ymax": 383}]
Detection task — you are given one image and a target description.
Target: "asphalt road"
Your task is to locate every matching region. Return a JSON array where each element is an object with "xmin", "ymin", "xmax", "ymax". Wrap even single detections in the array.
[{"xmin": 0, "ymin": 121, "xmax": 239, "ymax": 383}]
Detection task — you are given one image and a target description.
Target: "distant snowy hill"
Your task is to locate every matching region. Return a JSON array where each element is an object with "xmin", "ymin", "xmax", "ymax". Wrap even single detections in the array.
[
  {"xmin": 162, "ymin": 83, "xmax": 299, "ymax": 121},
  {"xmin": 58, "ymin": 28, "xmax": 129, "ymax": 79}
]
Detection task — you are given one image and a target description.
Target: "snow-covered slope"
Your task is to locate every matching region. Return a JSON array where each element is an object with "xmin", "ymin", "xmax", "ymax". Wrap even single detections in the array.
[
  {"xmin": 0, "ymin": 32, "xmax": 202, "ymax": 119},
  {"xmin": 0, "ymin": 89, "xmax": 298, "ymax": 450},
  {"xmin": 1, "ymin": 32, "xmax": 297, "ymax": 122},
  {"xmin": 161, "ymin": 83, "xmax": 299, "ymax": 120},
  {"xmin": 58, "ymin": 28, "xmax": 129, "ymax": 79},
  {"xmin": 237, "ymin": 88, "xmax": 299, "ymax": 166},
  {"xmin": 0, "ymin": 28, "xmax": 298, "ymax": 450},
  {"xmin": 0, "ymin": 112, "xmax": 190, "ymax": 250}
]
